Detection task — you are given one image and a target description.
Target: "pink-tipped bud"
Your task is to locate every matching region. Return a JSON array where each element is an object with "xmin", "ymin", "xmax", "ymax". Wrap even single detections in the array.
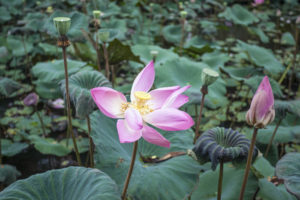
[
  {"xmin": 23, "ymin": 92, "xmax": 39, "ymax": 106},
  {"xmin": 246, "ymin": 76, "xmax": 275, "ymax": 128}
]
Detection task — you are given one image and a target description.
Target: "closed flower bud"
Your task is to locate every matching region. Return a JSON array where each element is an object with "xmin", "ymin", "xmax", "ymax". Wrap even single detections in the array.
[
  {"xmin": 201, "ymin": 68, "xmax": 219, "ymax": 86},
  {"xmin": 53, "ymin": 17, "xmax": 71, "ymax": 36},
  {"xmin": 246, "ymin": 76, "xmax": 275, "ymax": 128}
]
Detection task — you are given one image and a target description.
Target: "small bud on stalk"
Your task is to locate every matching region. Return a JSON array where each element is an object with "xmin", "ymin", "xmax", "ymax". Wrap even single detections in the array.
[{"xmin": 98, "ymin": 30, "xmax": 110, "ymax": 43}]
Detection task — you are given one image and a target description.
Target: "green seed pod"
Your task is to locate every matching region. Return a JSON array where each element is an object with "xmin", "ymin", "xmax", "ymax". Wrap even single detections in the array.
[
  {"xmin": 53, "ymin": 17, "xmax": 71, "ymax": 36},
  {"xmin": 201, "ymin": 68, "xmax": 219, "ymax": 86},
  {"xmin": 180, "ymin": 11, "xmax": 187, "ymax": 19},
  {"xmin": 93, "ymin": 10, "xmax": 102, "ymax": 19},
  {"xmin": 150, "ymin": 50, "xmax": 158, "ymax": 57},
  {"xmin": 98, "ymin": 30, "xmax": 110, "ymax": 42},
  {"xmin": 190, "ymin": 127, "xmax": 258, "ymax": 170}
]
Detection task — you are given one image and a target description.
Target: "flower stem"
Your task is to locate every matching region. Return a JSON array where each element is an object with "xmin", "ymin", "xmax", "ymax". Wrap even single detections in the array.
[
  {"xmin": 239, "ymin": 128, "xmax": 258, "ymax": 200},
  {"xmin": 35, "ymin": 106, "xmax": 46, "ymax": 137},
  {"xmin": 94, "ymin": 21, "xmax": 102, "ymax": 72},
  {"xmin": 86, "ymin": 116, "xmax": 94, "ymax": 168},
  {"xmin": 180, "ymin": 18, "xmax": 185, "ymax": 56},
  {"xmin": 121, "ymin": 141, "xmax": 138, "ymax": 200},
  {"xmin": 62, "ymin": 47, "xmax": 82, "ymax": 166},
  {"xmin": 193, "ymin": 86, "xmax": 208, "ymax": 144},
  {"xmin": 264, "ymin": 118, "xmax": 282, "ymax": 158},
  {"xmin": 217, "ymin": 160, "xmax": 224, "ymax": 200},
  {"xmin": 102, "ymin": 42, "xmax": 110, "ymax": 80}
]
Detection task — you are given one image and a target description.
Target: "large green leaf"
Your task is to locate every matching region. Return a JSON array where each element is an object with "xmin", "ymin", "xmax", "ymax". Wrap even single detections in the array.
[
  {"xmin": 6, "ymin": 36, "xmax": 33, "ymax": 57},
  {"xmin": 258, "ymin": 178, "xmax": 297, "ymax": 200},
  {"xmin": 91, "ymin": 111, "xmax": 201, "ymax": 200},
  {"xmin": 276, "ymin": 152, "xmax": 300, "ymax": 199},
  {"xmin": 237, "ymin": 41, "xmax": 284, "ymax": 75},
  {"xmin": 0, "ymin": 167, "xmax": 120, "ymax": 200},
  {"xmin": 154, "ymin": 58, "xmax": 228, "ymax": 108},
  {"xmin": 191, "ymin": 165, "xmax": 258, "ymax": 200},
  {"xmin": 32, "ymin": 59, "xmax": 88, "ymax": 99},
  {"xmin": 162, "ymin": 25, "xmax": 182, "ymax": 44},
  {"xmin": 61, "ymin": 70, "xmax": 111, "ymax": 118},
  {"xmin": 1, "ymin": 139, "xmax": 28, "ymax": 157},
  {"xmin": 0, "ymin": 165, "xmax": 21, "ymax": 185},
  {"xmin": 218, "ymin": 4, "xmax": 259, "ymax": 25}
]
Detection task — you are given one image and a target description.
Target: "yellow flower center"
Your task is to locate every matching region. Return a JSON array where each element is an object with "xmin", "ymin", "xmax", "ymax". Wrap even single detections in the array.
[{"xmin": 121, "ymin": 91, "xmax": 153, "ymax": 115}]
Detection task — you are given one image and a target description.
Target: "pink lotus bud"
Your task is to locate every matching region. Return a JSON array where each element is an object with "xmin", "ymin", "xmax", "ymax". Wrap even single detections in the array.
[
  {"xmin": 252, "ymin": 0, "xmax": 264, "ymax": 6},
  {"xmin": 246, "ymin": 76, "xmax": 275, "ymax": 128}
]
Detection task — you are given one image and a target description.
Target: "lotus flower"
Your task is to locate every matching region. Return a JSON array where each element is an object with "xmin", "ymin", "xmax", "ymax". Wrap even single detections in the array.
[
  {"xmin": 246, "ymin": 76, "xmax": 275, "ymax": 128},
  {"xmin": 23, "ymin": 93, "xmax": 39, "ymax": 106},
  {"xmin": 91, "ymin": 61, "xmax": 194, "ymax": 148},
  {"xmin": 252, "ymin": 0, "xmax": 264, "ymax": 6}
]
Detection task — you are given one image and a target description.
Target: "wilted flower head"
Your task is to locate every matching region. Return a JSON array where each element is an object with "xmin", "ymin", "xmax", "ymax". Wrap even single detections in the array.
[
  {"xmin": 246, "ymin": 76, "xmax": 275, "ymax": 128},
  {"xmin": 51, "ymin": 98, "xmax": 64, "ymax": 109},
  {"xmin": 91, "ymin": 61, "xmax": 194, "ymax": 148},
  {"xmin": 189, "ymin": 127, "xmax": 258, "ymax": 170},
  {"xmin": 252, "ymin": 0, "xmax": 264, "ymax": 6},
  {"xmin": 23, "ymin": 93, "xmax": 39, "ymax": 106}
]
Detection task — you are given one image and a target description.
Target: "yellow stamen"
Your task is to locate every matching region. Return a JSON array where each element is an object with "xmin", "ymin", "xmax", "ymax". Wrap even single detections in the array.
[{"xmin": 134, "ymin": 91, "xmax": 151, "ymax": 100}]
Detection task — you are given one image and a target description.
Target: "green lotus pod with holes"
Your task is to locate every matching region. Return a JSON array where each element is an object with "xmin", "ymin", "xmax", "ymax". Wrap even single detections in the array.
[
  {"xmin": 93, "ymin": 10, "xmax": 102, "ymax": 19},
  {"xmin": 190, "ymin": 127, "xmax": 258, "ymax": 170},
  {"xmin": 201, "ymin": 68, "xmax": 219, "ymax": 86},
  {"xmin": 53, "ymin": 17, "xmax": 71, "ymax": 36}
]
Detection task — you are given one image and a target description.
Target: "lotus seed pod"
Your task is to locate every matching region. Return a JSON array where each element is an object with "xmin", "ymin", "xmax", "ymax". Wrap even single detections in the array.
[
  {"xmin": 150, "ymin": 50, "xmax": 158, "ymax": 57},
  {"xmin": 180, "ymin": 11, "xmax": 187, "ymax": 19},
  {"xmin": 93, "ymin": 10, "xmax": 102, "ymax": 19},
  {"xmin": 201, "ymin": 68, "xmax": 219, "ymax": 86},
  {"xmin": 53, "ymin": 17, "xmax": 71, "ymax": 36},
  {"xmin": 98, "ymin": 31, "xmax": 110, "ymax": 42}
]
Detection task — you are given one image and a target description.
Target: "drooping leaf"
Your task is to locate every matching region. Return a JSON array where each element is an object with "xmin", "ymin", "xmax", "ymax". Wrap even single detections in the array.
[
  {"xmin": 91, "ymin": 111, "xmax": 201, "ymax": 200},
  {"xmin": 0, "ymin": 167, "xmax": 120, "ymax": 200},
  {"xmin": 237, "ymin": 41, "xmax": 284, "ymax": 75},
  {"xmin": 162, "ymin": 24, "xmax": 182, "ymax": 44},
  {"xmin": 191, "ymin": 165, "xmax": 258, "ymax": 200},
  {"xmin": 191, "ymin": 127, "xmax": 257, "ymax": 170},
  {"xmin": 218, "ymin": 4, "xmax": 259, "ymax": 25},
  {"xmin": 276, "ymin": 152, "xmax": 300, "ymax": 199},
  {"xmin": 281, "ymin": 32, "xmax": 296, "ymax": 45},
  {"xmin": 61, "ymin": 70, "xmax": 111, "ymax": 118}
]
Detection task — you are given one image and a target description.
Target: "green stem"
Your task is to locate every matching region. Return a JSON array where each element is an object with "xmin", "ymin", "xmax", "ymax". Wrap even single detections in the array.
[
  {"xmin": 35, "ymin": 106, "xmax": 46, "ymax": 137},
  {"xmin": 94, "ymin": 21, "xmax": 102, "ymax": 72},
  {"xmin": 180, "ymin": 18, "xmax": 185, "ymax": 56},
  {"xmin": 0, "ymin": 128, "xmax": 2, "ymax": 165},
  {"xmin": 102, "ymin": 42, "xmax": 110, "ymax": 80},
  {"xmin": 193, "ymin": 86, "xmax": 207, "ymax": 144},
  {"xmin": 239, "ymin": 128, "xmax": 258, "ymax": 200},
  {"xmin": 264, "ymin": 118, "xmax": 282, "ymax": 158},
  {"xmin": 86, "ymin": 116, "xmax": 94, "ymax": 168},
  {"xmin": 121, "ymin": 141, "xmax": 138, "ymax": 200},
  {"xmin": 217, "ymin": 160, "xmax": 224, "ymax": 200},
  {"xmin": 62, "ymin": 47, "xmax": 82, "ymax": 166}
]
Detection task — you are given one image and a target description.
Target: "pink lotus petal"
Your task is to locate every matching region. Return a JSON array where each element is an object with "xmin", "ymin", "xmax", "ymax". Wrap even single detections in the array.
[
  {"xmin": 91, "ymin": 87, "xmax": 127, "ymax": 118},
  {"xmin": 144, "ymin": 108, "xmax": 194, "ymax": 131},
  {"xmin": 117, "ymin": 119, "xmax": 142, "ymax": 143},
  {"xmin": 131, "ymin": 61, "xmax": 155, "ymax": 101},
  {"xmin": 142, "ymin": 125, "xmax": 170, "ymax": 148},
  {"xmin": 125, "ymin": 108, "xmax": 143, "ymax": 130},
  {"xmin": 252, "ymin": 0, "xmax": 264, "ymax": 6},
  {"xmin": 161, "ymin": 85, "xmax": 191, "ymax": 109},
  {"xmin": 254, "ymin": 76, "xmax": 274, "ymax": 118},
  {"xmin": 148, "ymin": 86, "xmax": 180, "ymax": 109}
]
